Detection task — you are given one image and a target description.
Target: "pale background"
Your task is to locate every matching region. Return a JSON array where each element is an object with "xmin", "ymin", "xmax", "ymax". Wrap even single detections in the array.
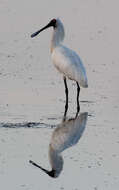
[{"xmin": 0, "ymin": 0, "xmax": 119, "ymax": 189}]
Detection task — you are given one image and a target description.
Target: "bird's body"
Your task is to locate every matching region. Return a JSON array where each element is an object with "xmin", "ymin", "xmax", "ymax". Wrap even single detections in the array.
[
  {"xmin": 52, "ymin": 45, "xmax": 88, "ymax": 88},
  {"xmin": 31, "ymin": 18, "xmax": 88, "ymax": 113}
]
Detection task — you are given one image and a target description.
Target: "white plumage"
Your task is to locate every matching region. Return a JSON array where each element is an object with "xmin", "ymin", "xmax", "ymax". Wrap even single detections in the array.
[
  {"xmin": 31, "ymin": 18, "xmax": 88, "ymax": 112},
  {"xmin": 52, "ymin": 45, "xmax": 88, "ymax": 87},
  {"xmin": 50, "ymin": 18, "xmax": 88, "ymax": 87}
]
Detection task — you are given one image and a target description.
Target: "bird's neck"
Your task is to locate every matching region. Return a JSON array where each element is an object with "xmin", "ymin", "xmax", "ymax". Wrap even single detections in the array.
[
  {"xmin": 50, "ymin": 23, "xmax": 65, "ymax": 53},
  {"xmin": 48, "ymin": 145, "xmax": 63, "ymax": 177}
]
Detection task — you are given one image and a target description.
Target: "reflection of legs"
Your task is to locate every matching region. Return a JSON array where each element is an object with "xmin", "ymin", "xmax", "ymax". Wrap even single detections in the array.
[
  {"xmin": 63, "ymin": 77, "xmax": 68, "ymax": 119},
  {"xmin": 76, "ymin": 82, "xmax": 80, "ymax": 117}
]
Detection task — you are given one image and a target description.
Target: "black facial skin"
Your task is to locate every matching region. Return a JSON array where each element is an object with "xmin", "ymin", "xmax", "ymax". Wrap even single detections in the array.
[
  {"xmin": 49, "ymin": 19, "xmax": 57, "ymax": 28},
  {"xmin": 31, "ymin": 19, "xmax": 57, "ymax": 38},
  {"xmin": 47, "ymin": 169, "xmax": 56, "ymax": 178}
]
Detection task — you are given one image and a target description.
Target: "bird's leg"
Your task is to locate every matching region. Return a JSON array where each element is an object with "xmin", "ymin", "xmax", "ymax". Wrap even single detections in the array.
[
  {"xmin": 76, "ymin": 82, "xmax": 80, "ymax": 117},
  {"xmin": 63, "ymin": 77, "xmax": 68, "ymax": 119}
]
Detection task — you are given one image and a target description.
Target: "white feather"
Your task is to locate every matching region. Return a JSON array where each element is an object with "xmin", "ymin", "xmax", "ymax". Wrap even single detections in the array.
[
  {"xmin": 51, "ymin": 19, "xmax": 88, "ymax": 88},
  {"xmin": 52, "ymin": 45, "xmax": 88, "ymax": 88}
]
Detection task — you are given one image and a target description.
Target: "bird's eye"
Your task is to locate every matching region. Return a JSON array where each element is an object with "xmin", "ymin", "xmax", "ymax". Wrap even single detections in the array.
[
  {"xmin": 50, "ymin": 19, "xmax": 57, "ymax": 28},
  {"xmin": 52, "ymin": 19, "xmax": 56, "ymax": 23}
]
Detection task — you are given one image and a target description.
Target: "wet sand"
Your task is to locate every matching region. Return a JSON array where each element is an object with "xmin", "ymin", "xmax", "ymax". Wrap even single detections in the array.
[{"xmin": 0, "ymin": 0, "xmax": 119, "ymax": 189}]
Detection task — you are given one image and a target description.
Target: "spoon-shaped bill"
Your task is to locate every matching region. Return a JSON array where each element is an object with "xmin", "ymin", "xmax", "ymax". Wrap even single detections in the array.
[
  {"xmin": 29, "ymin": 160, "xmax": 56, "ymax": 178},
  {"xmin": 31, "ymin": 30, "xmax": 42, "ymax": 38},
  {"xmin": 31, "ymin": 21, "xmax": 54, "ymax": 38}
]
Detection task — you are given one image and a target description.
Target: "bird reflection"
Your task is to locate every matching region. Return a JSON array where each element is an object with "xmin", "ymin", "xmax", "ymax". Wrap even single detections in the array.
[{"xmin": 29, "ymin": 112, "xmax": 88, "ymax": 178}]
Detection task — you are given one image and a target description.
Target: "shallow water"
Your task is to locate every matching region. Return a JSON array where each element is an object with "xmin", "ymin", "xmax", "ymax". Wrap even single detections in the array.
[{"xmin": 0, "ymin": 0, "xmax": 119, "ymax": 189}]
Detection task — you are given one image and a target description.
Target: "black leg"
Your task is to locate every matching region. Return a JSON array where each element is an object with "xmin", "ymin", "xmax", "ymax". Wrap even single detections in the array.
[
  {"xmin": 63, "ymin": 77, "xmax": 68, "ymax": 119},
  {"xmin": 76, "ymin": 82, "xmax": 80, "ymax": 117}
]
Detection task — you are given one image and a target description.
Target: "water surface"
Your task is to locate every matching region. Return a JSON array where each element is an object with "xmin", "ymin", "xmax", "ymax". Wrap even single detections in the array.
[{"xmin": 0, "ymin": 0, "xmax": 119, "ymax": 189}]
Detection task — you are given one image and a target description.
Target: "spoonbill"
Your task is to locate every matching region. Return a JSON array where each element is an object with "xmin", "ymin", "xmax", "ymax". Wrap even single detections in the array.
[
  {"xmin": 29, "ymin": 112, "xmax": 88, "ymax": 178},
  {"xmin": 31, "ymin": 18, "xmax": 88, "ymax": 114}
]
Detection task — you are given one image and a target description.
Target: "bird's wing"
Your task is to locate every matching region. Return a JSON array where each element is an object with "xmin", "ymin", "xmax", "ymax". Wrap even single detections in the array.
[
  {"xmin": 51, "ymin": 112, "xmax": 88, "ymax": 152},
  {"xmin": 52, "ymin": 45, "xmax": 88, "ymax": 87}
]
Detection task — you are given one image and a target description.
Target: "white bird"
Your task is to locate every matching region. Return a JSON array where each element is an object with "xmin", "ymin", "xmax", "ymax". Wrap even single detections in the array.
[
  {"xmin": 29, "ymin": 112, "xmax": 88, "ymax": 178},
  {"xmin": 31, "ymin": 18, "xmax": 88, "ymax": 114}
]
